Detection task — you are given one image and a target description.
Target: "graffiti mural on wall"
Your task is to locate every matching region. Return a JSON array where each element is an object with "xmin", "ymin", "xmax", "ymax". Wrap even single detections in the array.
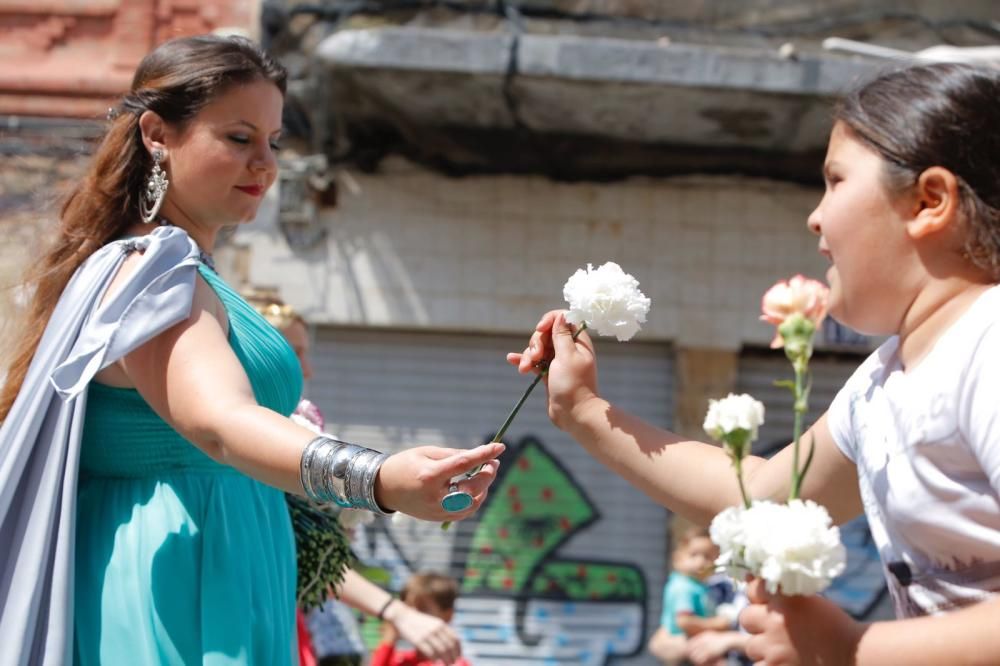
[
  {"xmin": 356, "ymin": 436, "xmax": 649, "ymax": 666},
  {"xmin": 352, "ymin": 435, "xmax": 890, "ymax": 663}
]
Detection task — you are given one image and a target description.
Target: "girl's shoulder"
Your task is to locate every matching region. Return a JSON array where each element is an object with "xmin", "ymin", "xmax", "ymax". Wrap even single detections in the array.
[
  {"xmin": 838, "ymin": 336, "xmax": 900, "ymax": 395},
  {"xmin": 934, "ymin": 285, "xmax": 1000, "ymax": 367}
]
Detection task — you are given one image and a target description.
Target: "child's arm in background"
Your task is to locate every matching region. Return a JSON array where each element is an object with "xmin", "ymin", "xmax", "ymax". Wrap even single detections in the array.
[
  {"xmin": 676, "ymin": 613, "xmax": 732, "ymax": 637},
  {"xmin": 370, "ymin": 619, "xmax": 401, "ymax": 666},
  {"xmin": 686, "ymin": 631, "xmax": 751, "ymax": 666},
  {"xmin": 336, "ymin": 571, "xmax": 461, "ymax": 664}
]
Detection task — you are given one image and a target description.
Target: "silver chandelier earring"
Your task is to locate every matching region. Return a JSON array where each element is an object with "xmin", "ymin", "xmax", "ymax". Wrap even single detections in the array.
[{"xmin": 140, "ymin": 148, "xmax": 169, "ymax": 223}]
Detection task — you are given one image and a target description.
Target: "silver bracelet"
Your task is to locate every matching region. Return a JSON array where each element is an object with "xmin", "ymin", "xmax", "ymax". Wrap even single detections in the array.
[
  {"xmin": 300, "ymin": 435, "xmax": 394, "ymax": 515},
  {"xmin": 300, "ymin": 436, "xmax": 351, "ymax": 506}
]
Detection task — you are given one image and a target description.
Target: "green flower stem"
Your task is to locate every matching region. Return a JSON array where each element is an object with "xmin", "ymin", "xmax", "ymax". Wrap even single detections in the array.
[
  {"xmin": 493, "ymin": 369, "xmax": 546, "ymax": 444},
  {"xmin": 789, "ymin": 354, "xmax": 808, "ymax": 501},
  {"xmin": 733, "ymin": 456, "xmax": 752, "ymax": 509},
  {"xmin": 442, "ymin": 323, "xmax": 587, "ymax": 530},
  {"xmin": 476, "ymin": 323, "xmax": 587, "ymax": 468}
]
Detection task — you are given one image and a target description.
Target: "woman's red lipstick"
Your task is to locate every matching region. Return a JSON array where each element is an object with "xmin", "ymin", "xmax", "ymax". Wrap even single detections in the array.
[{"xmin": 236, "ymin": 184, "xmax": 263, "ymax": 196}]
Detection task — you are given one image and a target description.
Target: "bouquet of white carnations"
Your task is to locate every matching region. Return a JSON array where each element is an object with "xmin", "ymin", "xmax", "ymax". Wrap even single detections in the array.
[{"xmin": 705, "ymin": 275, "xmax": 846, "ymax": 596}]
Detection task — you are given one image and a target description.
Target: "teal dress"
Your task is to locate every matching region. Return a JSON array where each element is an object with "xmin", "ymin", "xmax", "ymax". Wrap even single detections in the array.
[{"xmin": 74, "ymin": 264, "xmax": 303, "ymax": 665}]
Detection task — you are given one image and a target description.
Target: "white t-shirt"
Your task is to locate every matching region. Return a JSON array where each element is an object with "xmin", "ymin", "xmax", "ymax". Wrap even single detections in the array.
[{"xmin": 828, "ymin": 285, "xmax": 1000, "ymax": 617}]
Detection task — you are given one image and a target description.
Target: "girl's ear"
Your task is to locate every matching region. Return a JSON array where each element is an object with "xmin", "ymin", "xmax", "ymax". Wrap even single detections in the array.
[{"xmin": 906, "ymin": 166, "xmax": 960, "ymax": 239}]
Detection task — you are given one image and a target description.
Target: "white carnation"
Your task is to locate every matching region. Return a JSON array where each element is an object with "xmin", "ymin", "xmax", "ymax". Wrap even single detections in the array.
[
  {"xmin": 563, "ymin": 262, "xmax": 651, "ymax": 342},
  {"xmin": 290, "ymin": 413, "xmax": 322, "ymax": 434},
  {"xmin": 712, "ymin": 499, "xmax": 846, "ymax": 596},
  {"xmin": 703, "ymin": 393, "xmax": 765, "ymax": 442},
  {"xmin": 710, "ymin": 505, "xmax": 751, "ymax": 579}
]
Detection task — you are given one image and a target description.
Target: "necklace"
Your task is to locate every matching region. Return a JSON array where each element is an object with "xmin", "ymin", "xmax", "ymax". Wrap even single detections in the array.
[{"xmin": 157, "ymin": 217, "xmax": 216, "ymax": 271}]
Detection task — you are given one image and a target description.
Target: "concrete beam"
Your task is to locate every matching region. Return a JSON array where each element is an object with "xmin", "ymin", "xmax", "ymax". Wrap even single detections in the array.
[{"xmin": 316, "ymin": 26, "xmax": 879, "ymax": 155}]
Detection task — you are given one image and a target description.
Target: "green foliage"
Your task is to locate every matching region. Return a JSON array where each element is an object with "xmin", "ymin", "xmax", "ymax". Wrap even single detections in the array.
[{"xmin": 288, "ymin": 495, "xmax": 354, "ymax": 611}]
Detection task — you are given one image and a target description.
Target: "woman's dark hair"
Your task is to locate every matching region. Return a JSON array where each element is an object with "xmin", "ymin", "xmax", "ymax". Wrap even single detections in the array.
[
  {"xmin": 0, "ymin": 35, "xmax": 286, "ymax": 419},
  {"xmin": 835, "ymin": 62, "xmax": 1000, "ymax": 279}
]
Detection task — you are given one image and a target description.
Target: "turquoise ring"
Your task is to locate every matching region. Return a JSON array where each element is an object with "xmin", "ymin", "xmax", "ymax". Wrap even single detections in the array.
[{"xmin": 441, "ymin": 484, "xmax": 473, "ymax": 513}]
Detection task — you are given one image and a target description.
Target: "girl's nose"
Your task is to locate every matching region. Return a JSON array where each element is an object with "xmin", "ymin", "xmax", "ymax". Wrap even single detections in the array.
[{"xmin": 807, "ymin": 205, "xmax": 822, "ymax": 235}]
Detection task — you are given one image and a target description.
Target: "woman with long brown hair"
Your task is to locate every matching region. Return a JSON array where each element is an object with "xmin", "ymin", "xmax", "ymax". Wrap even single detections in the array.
[{"xmin": 0, "ymin": 34, "xmax": 501, "ymax": 665}]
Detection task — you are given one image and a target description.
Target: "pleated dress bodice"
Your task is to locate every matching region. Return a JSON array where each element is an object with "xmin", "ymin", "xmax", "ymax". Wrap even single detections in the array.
[{"xmin": 80, "ymin": 265, "xmax": 301, "ymax": 476}]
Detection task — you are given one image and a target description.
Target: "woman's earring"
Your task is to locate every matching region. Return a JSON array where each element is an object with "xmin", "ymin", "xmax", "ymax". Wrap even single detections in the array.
[{"xmin": 140, "ymin": 148, "xmax": 169, "ymax": 223}]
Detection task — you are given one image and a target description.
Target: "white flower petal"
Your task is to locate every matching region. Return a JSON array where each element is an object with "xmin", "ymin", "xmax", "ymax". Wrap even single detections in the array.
[
  {"xmin": 290, "ymin": 413, "xmax": 322, "ymax": 434},
  {"xmin": 710, "ymin": 500, "xmax": 845, "ymax": 596},
  {"xmin": 562, "ymin": 262, "xmax": 651, "ymax": 341},
  {"xmin": 703, "ymin": 393, "xmax": 765, "ymax": 442}
]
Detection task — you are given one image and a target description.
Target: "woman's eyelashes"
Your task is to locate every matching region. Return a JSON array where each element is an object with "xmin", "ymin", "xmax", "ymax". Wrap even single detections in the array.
[{"xmin": 228, "ymin": 134, "xmax": 281, "ymax": 151}]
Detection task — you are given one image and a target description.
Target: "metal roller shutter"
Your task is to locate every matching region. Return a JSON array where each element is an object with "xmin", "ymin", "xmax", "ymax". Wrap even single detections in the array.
[
  {"xmin": 736, "ymin": 349, "xmax": 860, "ymax": 457},
  {"xmin": 310, "ymin": 328, "xmax": 674, "ymax": 665}
]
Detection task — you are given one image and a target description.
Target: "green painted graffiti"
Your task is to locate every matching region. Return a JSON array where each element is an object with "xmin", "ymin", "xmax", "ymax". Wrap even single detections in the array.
[
  {"xmin": 463, "ymin": 439, "xmax": 598, "ymax": 594},
  {"xmin": 531, "ymin": 561, "xmax": 645, "ymax": 601}
]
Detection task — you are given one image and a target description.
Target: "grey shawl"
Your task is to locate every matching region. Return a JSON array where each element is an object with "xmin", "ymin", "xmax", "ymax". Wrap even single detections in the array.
[{"xmin": 0, "ymin": 226, "xmax": 201, "ymax": 665}]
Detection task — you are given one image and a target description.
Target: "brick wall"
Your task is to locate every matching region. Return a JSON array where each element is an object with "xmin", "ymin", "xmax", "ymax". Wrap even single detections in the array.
[{"xmin": 0, "ymin": 0, "xmax": 259, "ymax": 118}]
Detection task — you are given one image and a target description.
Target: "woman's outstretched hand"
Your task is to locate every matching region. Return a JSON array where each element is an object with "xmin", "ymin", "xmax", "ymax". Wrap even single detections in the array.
[
  {"xmin": 740, "ymin": 578, "xmax": 865, "ymax": 665},
  {"xmin": 375, "ymin": 442, "xmax": 504, "ymax": 521},
  {"xmin": 506, "ymin": 310, "xmax": 601, "ymax": 430}
]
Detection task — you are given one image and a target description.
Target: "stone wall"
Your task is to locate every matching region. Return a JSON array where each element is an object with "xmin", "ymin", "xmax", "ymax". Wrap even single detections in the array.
[{"xmin": 0, "ymin": 122, "xmax": 95, "ymax": 367}]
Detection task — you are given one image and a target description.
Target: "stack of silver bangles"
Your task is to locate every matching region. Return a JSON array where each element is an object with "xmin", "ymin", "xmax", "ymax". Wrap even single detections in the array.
[{"xmin": 300, "ymin": 435, "xmax": 394, "ymax": 515}]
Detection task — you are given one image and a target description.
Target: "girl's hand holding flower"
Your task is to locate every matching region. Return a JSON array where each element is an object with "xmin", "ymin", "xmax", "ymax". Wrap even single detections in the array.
[
  {"xmin": 542, "ymin": 312, "xmax": 603, "ymax": 430},
  {"xmin": 506, "ymin": 262, "xmax": 650, "ymax": 430},
  {"xmin": 447, "ymin": 262, "xmax": 647, "ymax": 526},
  {"xmin": 740, "ymin": 579, "xmax": 866, "ymax": 666}
]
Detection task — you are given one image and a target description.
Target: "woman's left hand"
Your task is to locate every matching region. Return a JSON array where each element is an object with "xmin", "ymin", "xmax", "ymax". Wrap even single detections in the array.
[
  {"xmin": 740, "ymin": 578, "xmax": 865, "ymax": 665},
  {"xmin": 375, "ymin": 442, "xmax": 504, "ymax": 521}
]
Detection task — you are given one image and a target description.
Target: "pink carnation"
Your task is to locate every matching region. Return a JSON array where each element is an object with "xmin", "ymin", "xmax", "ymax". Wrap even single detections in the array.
[
  {"xmin": 760, "ymin": 275, "xmax": 829, "ymax": 348},
  {"xmin": 293, "ymin": 398, "xmax": 325, "ymax": 430}
]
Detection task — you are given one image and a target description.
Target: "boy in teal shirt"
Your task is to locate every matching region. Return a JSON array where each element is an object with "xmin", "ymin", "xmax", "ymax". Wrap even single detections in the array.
[{"xmin": 649, "ymin": 528, "xmax": 734, "ymax": 665}]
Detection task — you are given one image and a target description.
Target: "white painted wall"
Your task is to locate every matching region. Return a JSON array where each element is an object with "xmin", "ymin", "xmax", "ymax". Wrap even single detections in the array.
[{"xmin": 226, "ymin": 156, "xmax": 829, "ymax": 350}]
